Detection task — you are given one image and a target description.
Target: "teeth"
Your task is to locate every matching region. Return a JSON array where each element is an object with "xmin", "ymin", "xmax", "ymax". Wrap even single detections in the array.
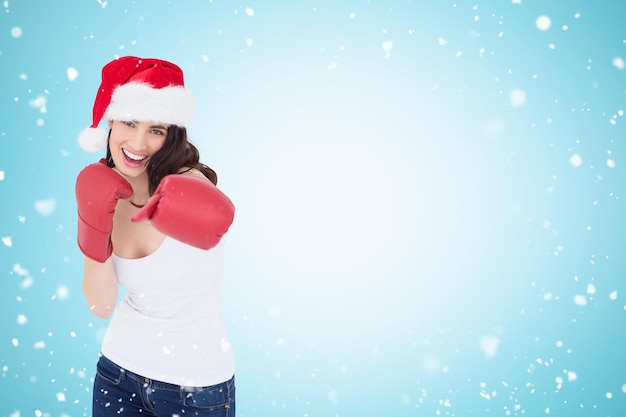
[{"xmin": 123, "ymin": 149, "xmax": 147, "ymax": 161}]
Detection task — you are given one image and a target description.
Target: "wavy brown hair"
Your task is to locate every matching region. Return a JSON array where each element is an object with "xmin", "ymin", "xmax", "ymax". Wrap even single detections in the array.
[{"xmin": 105, "ymin": 126, "xmax": 217, "ymax": 195}]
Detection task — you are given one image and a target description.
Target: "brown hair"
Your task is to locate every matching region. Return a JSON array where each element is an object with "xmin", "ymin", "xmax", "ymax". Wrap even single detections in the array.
[{"xmin": 105, "ymin": 126, "xmax": 218, "ymax": 195}]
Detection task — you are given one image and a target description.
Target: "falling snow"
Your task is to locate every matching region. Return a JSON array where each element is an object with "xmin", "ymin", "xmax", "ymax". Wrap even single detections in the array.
[
  {"xmin": 509, "ymin": 88, "xmax": 527, "ymax": 107},
  {"xmin": 573, "ymin": 294, "xmax": 587, "ymax": 306},
  {"xmin": 34, "ymin": 198, "xmax": 56, "ymax": 216},
  {"xmin": 535, "ymin": 15, "xmax": 552, "ymax": 31},
  {"xmin": 2, "ymin": 1, "xmax": 624, "ymax": 416},
  {"xmin": 569, "ymin": 154, "xmax": 583, "ymax": 167},
  {"xmin": 10, "ymin": 26, "xmax": 21, "ymax": 37},
  {"xmin": 66, "ymin": 67, "xmax": 79, "ymax": 81}
]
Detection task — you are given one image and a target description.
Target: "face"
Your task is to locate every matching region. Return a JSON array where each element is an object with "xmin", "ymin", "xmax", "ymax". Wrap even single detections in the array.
[{"xmin": 108, "ymin": 120, "xmax": 168, "ymax": 178}]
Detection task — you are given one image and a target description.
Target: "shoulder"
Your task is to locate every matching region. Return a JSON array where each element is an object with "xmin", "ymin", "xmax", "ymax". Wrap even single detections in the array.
[
  {"xmin": 178, "ymin": 167, "xmax": 211, "ymax": 181},
  {"xmin": 178, "ymin": 164, "xmax": 218, "ymax": 185}
]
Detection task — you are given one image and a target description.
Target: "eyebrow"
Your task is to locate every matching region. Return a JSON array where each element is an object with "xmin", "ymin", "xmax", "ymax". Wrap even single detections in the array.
[{"xmin": 132, "ymin": 120, "xmax": 168, "ymax": 130}]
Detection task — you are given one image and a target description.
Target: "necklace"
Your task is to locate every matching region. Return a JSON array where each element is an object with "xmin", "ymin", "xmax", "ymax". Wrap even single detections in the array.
[{"xmin": 129, "ymin": 200, "xmax": 146, "ymax": 209}]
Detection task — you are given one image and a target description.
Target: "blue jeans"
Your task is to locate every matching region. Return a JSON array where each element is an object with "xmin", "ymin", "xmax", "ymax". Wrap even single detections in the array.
[{"xmin": 93, "ymin": 354, "xmax": 235, "ymax": 417}]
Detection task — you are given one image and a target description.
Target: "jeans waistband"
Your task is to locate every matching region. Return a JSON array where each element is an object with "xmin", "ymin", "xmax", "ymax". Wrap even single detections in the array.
[{"xmin": 98, "ymin": 353, "xmax": 234, "ymax": 391}]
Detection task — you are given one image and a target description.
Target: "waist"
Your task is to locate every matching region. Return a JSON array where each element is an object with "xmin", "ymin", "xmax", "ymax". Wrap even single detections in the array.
[
  {"xmin": 98, "ymin": 353, "xmax": 235, "ymax": 390},
  {"xmin": 102, "ymin": 301, "xmax": 235, "ymax": 386}
]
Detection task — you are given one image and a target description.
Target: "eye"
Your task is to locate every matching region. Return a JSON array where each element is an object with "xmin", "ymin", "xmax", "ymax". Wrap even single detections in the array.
[
  {"xmin": 150, "ymin": 129, "xmax": 167, "ymax": 136},
  {"xmin": 121, "ymin": 120, "xmax": 135, "ymax": 127}
]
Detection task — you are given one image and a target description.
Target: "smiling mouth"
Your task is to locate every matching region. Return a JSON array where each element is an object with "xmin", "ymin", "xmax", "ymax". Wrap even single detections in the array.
[{"xmin": 123, "ymin": 148, "xmax": 147, "ymax": 162}]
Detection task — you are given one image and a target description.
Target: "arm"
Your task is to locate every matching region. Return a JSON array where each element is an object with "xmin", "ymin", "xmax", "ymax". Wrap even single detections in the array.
[
  {"xmin": 132, "ymin": 173, "xmax": 235, "ymax": 250},
  {"xmin": 76, "ymin": 159, "xmax": 133, "ymax": 262},
  {"xmin": 76, "ymin": 159, "xmax": 131, "ymax": 317},
  {"xmin": 82, "ymin": 256, "xmax": 118, "ymax": 319}
]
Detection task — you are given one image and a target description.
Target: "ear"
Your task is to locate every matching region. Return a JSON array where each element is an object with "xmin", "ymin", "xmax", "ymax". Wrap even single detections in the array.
[{"xmin": 107, "ymin": 120, "xmax": 114, "ymax": 128}]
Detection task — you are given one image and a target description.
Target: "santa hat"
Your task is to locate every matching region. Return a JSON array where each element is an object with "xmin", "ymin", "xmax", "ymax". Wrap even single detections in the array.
[{"xmin": 78, "ymin": 56, "xmax": 195, "ymax": 152}]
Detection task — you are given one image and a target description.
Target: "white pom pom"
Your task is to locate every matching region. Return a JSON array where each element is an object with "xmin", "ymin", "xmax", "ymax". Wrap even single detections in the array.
[{"xmin": 78, "ymin": 127, "xmax": 108, "ymax": 152}]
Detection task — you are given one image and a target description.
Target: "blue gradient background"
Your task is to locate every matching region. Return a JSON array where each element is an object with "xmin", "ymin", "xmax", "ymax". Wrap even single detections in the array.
[{"xmin": 1, "ymin": 1, "xmax": 625, "ymax": 416}]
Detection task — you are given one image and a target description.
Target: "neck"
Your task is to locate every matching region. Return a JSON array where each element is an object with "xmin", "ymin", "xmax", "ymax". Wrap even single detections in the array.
[{"xmin": 123, "ymin": 172, "xmax": 151, "ymax": 208}]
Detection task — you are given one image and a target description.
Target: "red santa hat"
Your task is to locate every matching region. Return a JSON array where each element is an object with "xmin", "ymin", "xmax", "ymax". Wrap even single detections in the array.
[{"xmin": 78, "ymin": 56, "xmax": 195, "ymax": 152}]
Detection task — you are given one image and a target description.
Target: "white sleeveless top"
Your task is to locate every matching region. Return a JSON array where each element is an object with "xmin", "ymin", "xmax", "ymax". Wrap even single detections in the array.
[{"xmin": 101, "ymin": 237, "xmax": 235, "ymax": 387}]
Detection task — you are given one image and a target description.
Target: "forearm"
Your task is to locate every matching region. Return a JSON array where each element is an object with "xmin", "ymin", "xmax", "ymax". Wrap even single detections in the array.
[{"xmin": 82, "ymin": 256, "xmax": 118, "ymax": 319}]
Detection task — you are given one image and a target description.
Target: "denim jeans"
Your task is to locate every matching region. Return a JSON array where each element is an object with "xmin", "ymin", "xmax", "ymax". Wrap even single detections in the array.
[{"xmin": 93, "ymin": 354, "xmax": 235, "ymax": 417}]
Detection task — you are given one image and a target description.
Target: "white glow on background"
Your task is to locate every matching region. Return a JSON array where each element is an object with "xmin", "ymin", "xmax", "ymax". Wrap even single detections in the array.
[
  {"xmin": 210, "ymin": 67, "xmax": 507, "ymax": 332},
  {"xmin": 241, "ymin": 127, "xmax": 414, "ymax": 281}
]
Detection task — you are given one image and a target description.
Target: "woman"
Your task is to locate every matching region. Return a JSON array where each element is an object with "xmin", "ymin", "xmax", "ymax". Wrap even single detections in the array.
[{"xmin": 75, "ymin": 56, "xmax": 236, "ymax": 416}]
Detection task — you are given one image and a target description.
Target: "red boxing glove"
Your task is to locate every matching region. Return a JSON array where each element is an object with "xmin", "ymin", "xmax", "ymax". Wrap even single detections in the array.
[
  {"xmin": 131, "ymin": 174, "xmax": 235, "ymax": 250},
  {"xmin": 76, "ymin": 159, "xmax": 133, "ymax": 262}
]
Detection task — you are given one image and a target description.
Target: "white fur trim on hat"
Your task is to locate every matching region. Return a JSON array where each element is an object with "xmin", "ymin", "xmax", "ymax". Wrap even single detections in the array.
[
  {"xmin": 104, "ymin": 82, "xmax": 195, "ymax": 127},
  {"xmin": 78, "ymin": 126, "xmax": 109, "ymax": 152}
]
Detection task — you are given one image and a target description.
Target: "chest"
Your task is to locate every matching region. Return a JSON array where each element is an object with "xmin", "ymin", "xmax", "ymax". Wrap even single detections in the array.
[{"xmin": 111, "ymin": 200, "xmax": 165, "ymax": 259}]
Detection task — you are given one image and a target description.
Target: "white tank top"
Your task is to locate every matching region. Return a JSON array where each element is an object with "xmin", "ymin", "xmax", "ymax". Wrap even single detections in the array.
[{"xmin": 101, "ymin": 236, "xmax": 235, "ymax": 387}]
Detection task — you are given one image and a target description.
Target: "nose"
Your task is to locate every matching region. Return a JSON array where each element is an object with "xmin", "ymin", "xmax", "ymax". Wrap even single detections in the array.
[{"xmin": 128, "ymin": 127, "xmax": 149, "ymax": 151}]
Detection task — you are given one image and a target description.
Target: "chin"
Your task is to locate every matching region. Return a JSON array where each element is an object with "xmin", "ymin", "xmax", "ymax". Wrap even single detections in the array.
[{"xmin": 121, "ymin": 167, "xmax": 148, "ymax": 178}]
